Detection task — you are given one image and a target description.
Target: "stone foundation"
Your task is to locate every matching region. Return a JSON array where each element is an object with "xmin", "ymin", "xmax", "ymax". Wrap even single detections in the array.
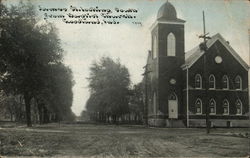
[
  {"xmin": 148, "ymin": 118, "xmax": 186, "ymax": 127},
  {"xmin": 148, "ymin": 118, "xmax": 165, "ymax": 127},
  {"xmin": 166, "ymin": 119, "xmax": 185, "ymax": 127},
  {"xmin": 148, "ymin": 118, "xmax": 249, "ymax": 127},
  {"xmin": 189, "ymin": 119, "xmax": 250, "ymax": 127}
]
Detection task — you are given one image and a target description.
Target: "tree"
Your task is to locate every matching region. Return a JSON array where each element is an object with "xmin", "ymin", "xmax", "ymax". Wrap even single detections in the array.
[
  {"xmin": 0, "ymin": 91, "xmax": 26, "ymax": 122},
  {"xmin": 86, "ymin": 57, "xmax": 130, "ymax": 123},
  {"xmin": 47, "ymin": 63, "xmax": 75, "ymax": 122},
  {"xmin": 128, "ymin": 83, "xmax": 144, "ymax": 123},
  {"xmin": 0, "ymin": 2, "xmax": 64, "ymax": 126}
]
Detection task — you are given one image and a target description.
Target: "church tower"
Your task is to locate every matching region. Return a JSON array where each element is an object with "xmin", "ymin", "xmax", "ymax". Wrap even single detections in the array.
[{"xmin": 148, "ymin": 1, "xmax": 185, "ymax": 127}]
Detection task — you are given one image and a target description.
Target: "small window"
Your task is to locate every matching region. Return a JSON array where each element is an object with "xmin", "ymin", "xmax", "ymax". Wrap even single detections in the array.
[
  {"xmin": 222, "ymin": 75, "xmax": 229, "ymax": 89},
  {"xmin": 167, "ymin": 33, "xmax": 176, "ymax": 56},
  {"xmin": 223, "ymin": 99, "xmax": 229, "ymax": 115},
  {"xmin": 195, "ymin": 98, "xmax": 202, "ymax": 114},
  {"xmin": 209, "ymin": 99, "xmax": 216, "ymax": 114},
  {"xmin": 235, "ymin": 76, "xmax": 242, "ymax": 90},
  {"xmin": 209, "ymin": 74, "xmax": 216, "ymax": 89},
  {"xmin": 235, "ymin": 99, "xmax": 242, "ymax": 115},
  {"xmin": 195, "ymin": 74, "xmax": 202, "ymax": 89}
]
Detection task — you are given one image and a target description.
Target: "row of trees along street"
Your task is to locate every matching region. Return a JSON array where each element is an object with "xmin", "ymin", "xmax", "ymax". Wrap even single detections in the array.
[
  {"xmin": 84, "ymin": 57, "xmax": 144, "ymax": 124},
  {"xmin": 0, "ymin": 2, "xmax": 75, "ymax": 126}
]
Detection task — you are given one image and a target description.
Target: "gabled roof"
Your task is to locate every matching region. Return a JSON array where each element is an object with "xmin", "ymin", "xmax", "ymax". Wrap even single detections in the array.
[{"xmin": 182, "ymin": 33, "xmax": 249, "ymax": 71}]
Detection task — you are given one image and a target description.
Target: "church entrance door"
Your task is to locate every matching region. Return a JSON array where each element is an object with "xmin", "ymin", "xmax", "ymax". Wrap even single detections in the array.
[{"xmin": 168, "ymin": 93, "xmax": 178, "ymax": 119}]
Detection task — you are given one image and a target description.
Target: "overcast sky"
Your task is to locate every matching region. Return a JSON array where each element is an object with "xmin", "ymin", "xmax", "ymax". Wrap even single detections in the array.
[{"xmin": 5, "ymin": 0, "xmax": 250, "ymax": 116}]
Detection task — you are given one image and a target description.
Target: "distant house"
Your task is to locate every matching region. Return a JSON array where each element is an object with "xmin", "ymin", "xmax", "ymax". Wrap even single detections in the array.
[{"xmin": 143, "ymin": 2, "xmax": 249, "ymax": 127}]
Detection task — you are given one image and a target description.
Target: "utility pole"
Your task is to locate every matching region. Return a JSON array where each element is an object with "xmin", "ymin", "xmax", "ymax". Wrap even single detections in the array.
[
  {"xmin": 199, "ymin": 11, "xmax": 211, "ymax": 134},
  {"xmin": 142, "ymin": 64, "xmax": 151, "ymax": 126}
]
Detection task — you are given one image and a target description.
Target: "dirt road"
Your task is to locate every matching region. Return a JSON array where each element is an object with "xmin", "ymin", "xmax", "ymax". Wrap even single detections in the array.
[{"xmin": 0, "ymin": 124, "xmax": 249, "ymax": 157}]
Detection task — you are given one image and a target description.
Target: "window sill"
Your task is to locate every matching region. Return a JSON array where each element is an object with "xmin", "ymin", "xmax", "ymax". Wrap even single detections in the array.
[
  {"xmin": 195, "ymin": 113, "xmax": 202, "ymax": 115},
  {"xmin": 209, "ymin": 88, "xmax": 216, "ymax": 90},
  {"xmin": 195, "ymin": 88, "xmax": 202, "ymax": 90},
  {"xmin": 209, "ymin": 113, "xmax": 216, "ymax": 115}
]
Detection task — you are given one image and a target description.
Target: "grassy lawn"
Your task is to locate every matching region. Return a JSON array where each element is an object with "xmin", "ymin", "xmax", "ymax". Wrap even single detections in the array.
[{"xmin": 0, "ymin": 123, "xmax": 249, "ymax": 157}]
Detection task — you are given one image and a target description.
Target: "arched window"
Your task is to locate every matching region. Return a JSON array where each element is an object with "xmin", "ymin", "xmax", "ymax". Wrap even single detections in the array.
[
  {"xmin": 209, "ymin": 99, "xmax": 216, "ymax": 114},
  {"xmin": 235, "ymin": 75, "xmax": 242, "ymax": 90},
  {"xmin": 222, "ymin": 75, "xmax": 229, "ymax": 89},
  {"xmin": 153, "ymin": 36, "xmax": 157, "ymax": 59},
  {"xmin": 209, "ymin": 74, "xmax": 216, "ymax": 89},
  {"xmin": 235, "ymin": 99, "xmax": 242, "ymax": 115},
  {"xmin": 195, "ymin": 98, "xmax": 202, "ymax": 114},
  {"xmin": 167, "ymin": 33, "xmax": 176, "ymax": 56},
  {"xmin": 223, "ymin": 99, "xmax": 229, "ymax": 115},
  {"xmin": 168, "ymin": 93, "xmax": 177, "ymax": 100},
  {"xmin": 195, "ymin": 74, "xmax": 202, "ymax": 89}
]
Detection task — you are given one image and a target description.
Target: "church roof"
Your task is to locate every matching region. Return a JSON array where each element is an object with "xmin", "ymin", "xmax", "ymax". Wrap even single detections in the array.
[
  {"xmin": 182, "ymin": 33, "xmax": 249, "ymax": 71},
  {"xmin": 157, "ymin": 1, "xmax": 185, "ymax": 22}
]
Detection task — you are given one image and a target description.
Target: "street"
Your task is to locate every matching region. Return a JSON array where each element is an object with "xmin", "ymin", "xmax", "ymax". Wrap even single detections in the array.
[{"xmin": 0, "ymin": 123, "xmax": 249, "ymax": 157}]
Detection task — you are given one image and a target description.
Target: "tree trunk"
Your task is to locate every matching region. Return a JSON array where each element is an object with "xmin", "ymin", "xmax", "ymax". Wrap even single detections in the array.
[
  {"xmin": 102, "ymin": 113, "xmax": 105, "ymax": 123},
  {"xmin": 37, "ymin": 104, "xmax": 43, "ymax": 124},
  {"xmin": 43, "ymin": 106, "xmax": 49, "ymax": 123},
  {"xmin": 106, "ymin": 114, "xmax": 109, "ymax": 123},
  {"xmin": 103, "ymin": 113, "xmax": 106, "ymax": 123},
  {"xmin": 10, "ymin": 112, "xmax": 13, "ymax": 121},
  {"xmin": 129, "ymin": 113, "xmax": 131, "ymax": 124},
  {"xmin": 114, "ymin": 115, "xmax": 117, "ymax": 124},
  {"xmin": 100, "ymin": 113, "xmax": 102, "ymax": 122},
  {"xmin": 24, "ymin": 94, "xmax": 32, "ymax": 127}
]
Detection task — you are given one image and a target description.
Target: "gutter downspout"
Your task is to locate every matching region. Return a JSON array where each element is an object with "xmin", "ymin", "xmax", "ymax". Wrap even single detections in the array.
[
  {"xmin": 186, "ymin": 66, "xmax": 189, "ymax": 128},
  {"xmin": 248, "ymin": 29, "xmax": 250, "ymax": 126}
]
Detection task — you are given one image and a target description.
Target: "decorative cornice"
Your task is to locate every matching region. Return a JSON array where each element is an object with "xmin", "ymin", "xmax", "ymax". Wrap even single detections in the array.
[{"xmin": 150, "ymin": 20, "xmax": 185, "ymax": 31}]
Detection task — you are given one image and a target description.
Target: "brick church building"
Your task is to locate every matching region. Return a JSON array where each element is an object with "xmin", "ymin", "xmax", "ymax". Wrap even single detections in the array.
[{"xmin": 143, "ymin": 1, "xmax": 249, "ymax": 127}]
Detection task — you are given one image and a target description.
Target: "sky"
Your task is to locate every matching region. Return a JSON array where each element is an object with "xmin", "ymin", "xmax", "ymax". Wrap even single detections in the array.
[{"xmin": 4, "ymin": 0, "xmax": 250, "ymax": 116}]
